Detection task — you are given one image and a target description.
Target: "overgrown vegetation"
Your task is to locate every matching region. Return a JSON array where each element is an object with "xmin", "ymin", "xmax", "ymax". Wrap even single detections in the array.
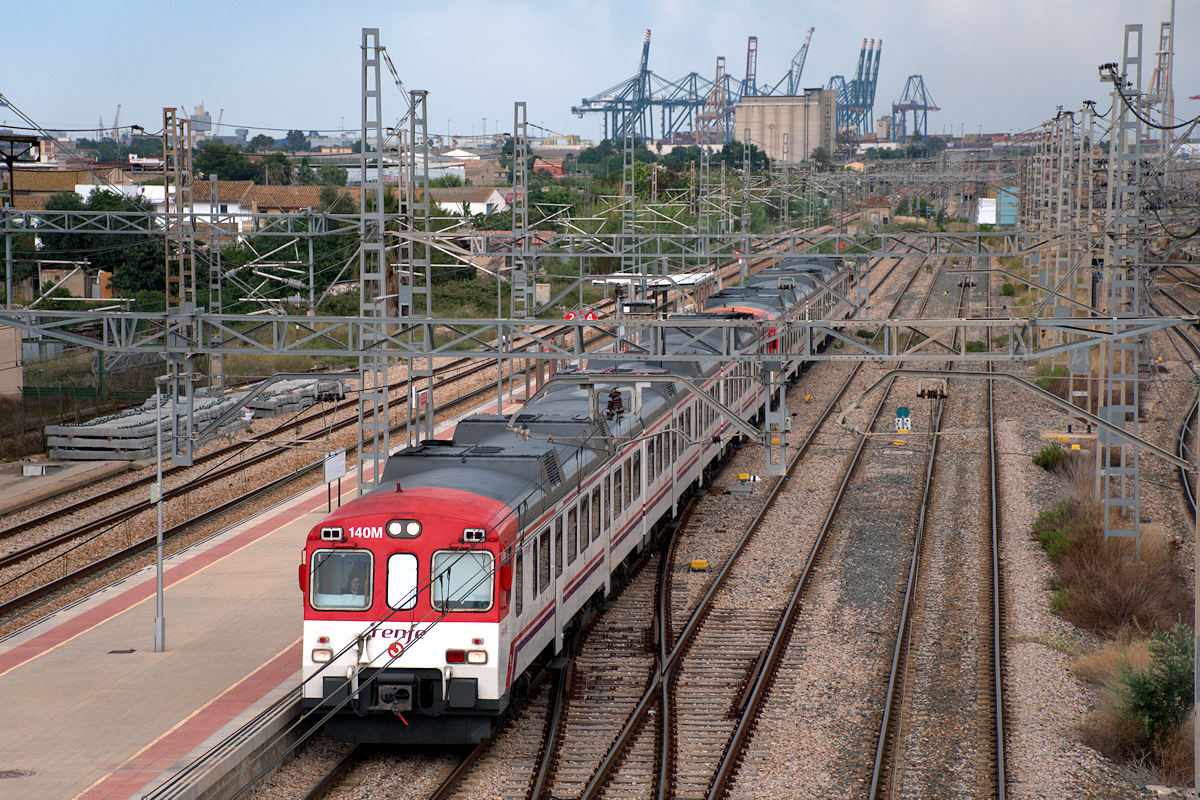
[
  {"xmin": 1033, "ymin": 458, "xmax": 1194, "ymax": 783},
  {"xmin": 1076, "ymin": 630, "xmax": 1195, "ymax": 785},
  {"xmin": 1034, "ymin": 362, "xmax": 1070, "ymax": 398},
  {"xmin": 1033, "ymin": 442, "xmax": 1068, "ymax": 472}
]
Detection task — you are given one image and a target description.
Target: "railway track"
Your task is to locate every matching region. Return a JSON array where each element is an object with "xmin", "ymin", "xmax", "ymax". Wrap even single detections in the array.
[
  {"xmin": 524, "ymin": 252, "xmax": 929, "ymax": 799},
  {"xmin": 211, "ymin": 221, "xmax": 870, "ymax": 800},
  {"xmin": 1152, "ymin": 279, "xmax": 1200, "ymax": 514},
  {"xmin": 866, "ymin": 275, "xmax": 1006, "ymax": 799},
  {"xmin": 0, "ymin": 223, "xmax": 813, "ymax": 586}
]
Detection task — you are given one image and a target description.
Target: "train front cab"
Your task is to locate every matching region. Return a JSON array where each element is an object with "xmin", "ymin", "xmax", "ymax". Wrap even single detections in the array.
[{"xmin": 300, "ymin": 488, "xmax": 514, "ymax": 744}]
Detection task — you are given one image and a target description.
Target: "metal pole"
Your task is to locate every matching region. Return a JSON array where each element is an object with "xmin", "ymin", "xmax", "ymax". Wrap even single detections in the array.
[
  {"xmin": 1193, "ymin": 409, "xmax": 1198, "ymax": 787},
  {"xmin": 4, "ymin": 231, "xmax": 11, "ymax": 309},
  {"xmin": 154, "ymin": 378, "xmax": 166, "ymax": 652}
]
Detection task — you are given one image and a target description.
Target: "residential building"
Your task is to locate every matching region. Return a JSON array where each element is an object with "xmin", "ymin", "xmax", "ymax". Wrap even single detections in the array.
[{"xmin": 427, "ymin": 187, "xmax": 508, "ymax": 216}]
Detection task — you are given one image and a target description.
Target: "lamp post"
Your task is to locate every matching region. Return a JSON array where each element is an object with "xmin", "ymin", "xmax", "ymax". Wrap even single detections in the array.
[{"xmin": 153, "ymin": 375, "xmax": 168, "ymax": 652}]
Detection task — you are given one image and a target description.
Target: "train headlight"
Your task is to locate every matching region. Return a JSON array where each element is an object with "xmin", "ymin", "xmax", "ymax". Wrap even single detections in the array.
[
  {"xmin": 466, "ymin": 649, "xmax": 488, "ymax": 664},
  {"xmin": 311, "ymin": 647, "xmax": 334, "ymax": 663},
  {"xmin": 387, "ymin": 519, "xmax": 421, "ymax": 538}
]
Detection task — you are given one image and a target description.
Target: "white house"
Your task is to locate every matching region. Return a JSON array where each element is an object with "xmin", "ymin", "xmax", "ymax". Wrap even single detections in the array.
[{"xmin": 427, "ymin": 187, "xmax": 507, "ymax": 216}]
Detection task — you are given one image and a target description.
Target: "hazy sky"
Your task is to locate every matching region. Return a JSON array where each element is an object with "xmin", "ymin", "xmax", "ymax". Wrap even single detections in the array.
[{"xmin": 2, "ymin": 0, "xmax": 1196, "ymax": 142}]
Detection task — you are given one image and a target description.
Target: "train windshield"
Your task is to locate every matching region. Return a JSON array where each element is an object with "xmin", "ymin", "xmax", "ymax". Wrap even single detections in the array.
[
  {"xmin": 310, "ymin": 550, "xmax": 372, "ymax": 610},
  {"xmin": 431, "ymin": 550, "xmax": 494, "ymax": 612}
]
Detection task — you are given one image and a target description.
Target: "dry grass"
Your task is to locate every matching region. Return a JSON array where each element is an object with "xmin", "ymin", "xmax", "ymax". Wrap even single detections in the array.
[
  {"xmin": 1072, "ymin": 637, "xmax": 1151, "ymax": 686},
  {"xmin": 1039, "ymin": 464, "xmax": 1193, "ymax": 637},
  {"xmin": 1049, "ymin": 462, "xmax": 1195, "ymax": 786}
]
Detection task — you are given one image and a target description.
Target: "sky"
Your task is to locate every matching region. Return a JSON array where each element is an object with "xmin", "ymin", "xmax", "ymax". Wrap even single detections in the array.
[{"xmin": 1, "ymin": 0, "xmax": 1196, "ymax": 143}]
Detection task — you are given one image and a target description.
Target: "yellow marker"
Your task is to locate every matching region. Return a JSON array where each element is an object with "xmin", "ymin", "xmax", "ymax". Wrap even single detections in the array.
[
  {"xmin": 804, "ymin": 394, "xmax": 811, "ymax": 403},
  {"xmin": 1071, "ymin": 444, "xmax": 1081, "ymax": 450},
  {"xmin": 689, "ymin": 559, "xmax": 709, "ymax": 571},
  {"xmin": 737, "ymin": 473, "xmax": 750, "ymax": 481},
  {"xmin": 892, "ymin": 441, "xmax": 907, "ymax": 446}
]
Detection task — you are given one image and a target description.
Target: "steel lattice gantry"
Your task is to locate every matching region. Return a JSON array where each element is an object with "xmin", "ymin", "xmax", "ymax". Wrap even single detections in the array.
[
  {"xmin": 890, "ymin": 75, "xmax": 939, "ymax": 141},
  {"xmin": 828, "ymin": 38, "xmax": 882, "ymax": 136}
]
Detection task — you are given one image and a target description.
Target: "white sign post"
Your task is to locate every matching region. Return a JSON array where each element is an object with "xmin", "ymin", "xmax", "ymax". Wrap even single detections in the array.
[{"xmin": 324, "ymin": 450, "xmax": 347, "ymax": 511}]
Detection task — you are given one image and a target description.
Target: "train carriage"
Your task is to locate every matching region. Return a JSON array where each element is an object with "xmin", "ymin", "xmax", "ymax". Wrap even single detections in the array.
[{"xmin": 299, "ymin": 258, "xmax": 853, "ymax": 744}]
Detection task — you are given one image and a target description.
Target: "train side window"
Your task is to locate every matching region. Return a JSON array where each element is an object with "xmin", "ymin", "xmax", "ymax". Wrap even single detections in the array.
[
  {"xmin": 554, "ymin": 516, "xmax": 563, "ymax": 578},
  {"xmin": 386, "ymin": 553, "xmax": 418, "ymax": 610},
  {"xmin": 623, "ymin": 458, "xmax": 632, "ymax": 509},
  {"xmin": 632, "ymin": 453, "xmax": 641, "ymax": 501},
  {"xmin": 614, "ymin": 465, "xmax": 623, "ymax": 517},
  {"xmin": 647, "ymin": 439, "xmax": 655, "ymax": 482},
  {"xmin": 603, "ymin": 475, "xmax": 611, "ymax": 530},
  {"xmin": 310, "ymin": 549, "xmax": 372, "ymax": 610},
  {"xmin": 514, "ymin": 549, "xmax": 524, "ymax": 616},
  {"xmin": 538, "ymin": 530, "xmax": 550, "ymax": 594},
  {"xmin": 567, "ymin": 506, "xmax": 578, "ymax": 565},
  {"xmin": 591, "ymin": 488, "xmax": 601, "ymax": 542}
]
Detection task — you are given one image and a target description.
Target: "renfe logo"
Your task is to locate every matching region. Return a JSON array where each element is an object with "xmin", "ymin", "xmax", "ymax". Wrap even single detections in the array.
[
  {"xmin": 348, "ymin": 526, "xmax": 384, "ymax": 539},
  {"xmin": 370, "ymin": 626, "xmax": 428, "ymax": 645}
]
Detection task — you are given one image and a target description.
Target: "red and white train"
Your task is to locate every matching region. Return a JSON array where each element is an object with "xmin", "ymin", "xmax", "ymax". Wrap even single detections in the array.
[{"xmin": 299, "ymin": 258, "xmax": 851, "ymax": 743}]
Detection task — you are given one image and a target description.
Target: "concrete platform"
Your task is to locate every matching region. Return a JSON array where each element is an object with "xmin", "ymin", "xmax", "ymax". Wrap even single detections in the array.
[{"xmin": 0, "ymin": 392, "xmax": 526, "ymax": 800}]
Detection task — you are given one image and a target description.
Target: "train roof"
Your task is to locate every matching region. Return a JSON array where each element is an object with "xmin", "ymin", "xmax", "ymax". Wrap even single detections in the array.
[{"xmin": 375, "ymin": 371, "xmax": 676, "ymax": 520}]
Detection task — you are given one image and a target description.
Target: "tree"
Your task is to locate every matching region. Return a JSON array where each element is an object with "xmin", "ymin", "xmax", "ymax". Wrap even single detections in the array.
[
  {"xmin": 429, "ymin": 174, "xmax": 463, "ymax": 188},
  {"xmin": 809, "ymin": 146, "xmax": 834, "ymax": 172},
  {"xmin": 284, "ymin": 130, "xmax": 310, "ymax": 152},
  {"xmin": 39, "ymin": 190, "xmax": 163, "ymax": 297},
  {"xmin": 263, "ymin": 153, "xmax": 293, "ymax": 185},
  {"xmin": 194, "ymin": 141, "xmax": 258, "ymax": 181},
  {"xmin": 295, "ymin": 156, "xmax": 319, "ymax": 185},
  {"xmin": 249, "ymin": 133, "xmax": 275, "ymax": 152},
  {"xmin": 319, "ymin": 164, "xmax": 348, "ymax": 186}
]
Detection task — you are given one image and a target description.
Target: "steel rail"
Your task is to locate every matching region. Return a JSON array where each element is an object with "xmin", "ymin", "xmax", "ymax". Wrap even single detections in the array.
[
  {"xmin": 0, "ymin": 375, "xmax": 507, "ymax": 620},
  {"xmin": 708, "ymin": 254, "xmax": 938, "ymax": 800},
  {"xmin": 297, "ymin": 746, "xmax": 363, "ymax": 800},
  {"xmin": 579, "ymin": 251, "xmax": 923, "ymax": 800}
]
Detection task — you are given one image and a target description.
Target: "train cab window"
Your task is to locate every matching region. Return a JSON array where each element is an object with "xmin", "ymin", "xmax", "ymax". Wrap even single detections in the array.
[
  {"xmin": 554, "ymin": 516, "xmax": 563, "ymax": 578},
  {"xmin": 632, "ymin": 453, "xmax": 641, "ymax": 501},
  {"xmin": 591, "ymin": 488, "xmax": 601, "ymax": 542},
  {"xmin": 538, "ymin": 530, "xmax": 550, "ymax": 593},
  {"xmin": 431, "ymin": 551, "xmax": 494, "ymax": 612},
  {"xmin": 567, "ymin": 507, "xmax": 578, "ymax": 565},
  {"xmin": 515, "ymin": 550, "xmax": 524, "ymax": 616},
  {"xmin": 310, "ymin": 550, "xmax": 372, "ymax": 610},
  {"xmin": 386, "ymin": 553, "xmax": 418, "ymax": 610}
]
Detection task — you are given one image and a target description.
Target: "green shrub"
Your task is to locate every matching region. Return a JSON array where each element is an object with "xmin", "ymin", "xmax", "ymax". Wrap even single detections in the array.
[
  {"xmin": 965, "ymin": 340, "xmax": 988, "ymax": 352},
  {"xmin": 1035, "ymin": 364, "xmax": 1070, "ymax": 398},
  {"xmin": 1120, "ymin": 622, "xmax": 1195, "ymax": 743},
  {"xmin": 1051, "ymin": 584, "xmax": 1071, "ymax": 613},
  {"xmin": 1032, "ymin": 498, "xmax": 1083, "ymax": 561},
  {"xmin": 1000, "ymin": 282, "xmax": 1017, "ymax": 297},
  {"xmin": 1033, "ymin": 442, "xmax": 1068, "ymax": 471}
]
